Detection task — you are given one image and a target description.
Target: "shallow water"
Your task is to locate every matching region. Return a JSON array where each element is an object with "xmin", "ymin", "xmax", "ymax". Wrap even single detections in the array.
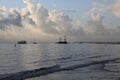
[{"xmin": 0, "ymin": 43, "xmax": 120, "ymax": 80}]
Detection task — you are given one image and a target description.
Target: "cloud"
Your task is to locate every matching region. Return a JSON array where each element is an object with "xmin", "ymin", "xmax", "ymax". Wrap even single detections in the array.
[
  {"xmin": 0, "ymin": 6, "xmax": 6, "ymax": 16},
  {"xmin": 0, "ymin": 0, "xmax": 120, "ymax": 42},
  {"xmin": 111, "ymin": 0, "xmax": 120, "ymax": 17},
  {"xmin": 92, "ymin": 2, "xmax": 109, "ymax": 15},
  {"xmin": 0, "ymin": 7, "xmax": 22, "ymax": 30},
  {"xmin": 100, "ymin": 0, "xmax": 120, "ymax": 18},
  {"xmin": 82, "ymin": 1, "xmax": 120, "ymax": 41},
  {"xmin": 0, "ymin": 0, "xmax": 86, "ymax": 42},
  {"xmin": 87, "ymin": 13, "xmax": 105, "ymax": 34}
]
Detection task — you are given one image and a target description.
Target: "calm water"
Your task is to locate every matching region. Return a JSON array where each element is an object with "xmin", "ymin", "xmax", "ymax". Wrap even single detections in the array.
[{"xmin": 0, "ymin": 43, "xmax": 120, "ymax": 80}]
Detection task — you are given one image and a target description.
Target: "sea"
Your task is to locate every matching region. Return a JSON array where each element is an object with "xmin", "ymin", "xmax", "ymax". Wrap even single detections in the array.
[{"xmin": 0, "ymin": 43, "xmax": 120, "ymax": 80}]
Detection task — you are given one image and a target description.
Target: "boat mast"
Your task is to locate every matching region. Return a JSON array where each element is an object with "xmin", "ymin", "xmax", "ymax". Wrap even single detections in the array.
[
  {"xmin": 64, "ymin": 36, "xmax": 67, "ymax": 42},
  {"xmin": 59, "ymin": 37, "xmax": 62, "ymax": 42}
]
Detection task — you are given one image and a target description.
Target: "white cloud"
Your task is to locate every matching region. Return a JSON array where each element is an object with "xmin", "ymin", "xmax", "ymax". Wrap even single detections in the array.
[
  {"xmin": 0, "ymin": 0, "xmax": 86, "ymax": 42},
  {"xmin": 87, "ymin": 14, "xmax": 104, "ymax": 34}
]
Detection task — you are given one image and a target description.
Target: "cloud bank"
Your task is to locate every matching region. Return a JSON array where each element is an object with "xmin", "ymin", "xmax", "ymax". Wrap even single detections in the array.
[{"xmin": 0, "ymin": 0, "xmax": 120, "ymax": 42}]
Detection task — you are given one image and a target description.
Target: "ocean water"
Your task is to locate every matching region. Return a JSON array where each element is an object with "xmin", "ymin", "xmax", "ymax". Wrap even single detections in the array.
[{"xmin": 0, "ymin": 43, "xmax": 120, "ymax": 80}]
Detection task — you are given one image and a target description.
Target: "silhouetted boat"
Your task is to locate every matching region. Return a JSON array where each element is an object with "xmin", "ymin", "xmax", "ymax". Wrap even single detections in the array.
[
  {"xmin": 56, "ymin": 36, "xmax": 68, "ymax": 44},
  {"xmin": 18, "ymin": 41, "xmax": 27, "ymax": 44}
]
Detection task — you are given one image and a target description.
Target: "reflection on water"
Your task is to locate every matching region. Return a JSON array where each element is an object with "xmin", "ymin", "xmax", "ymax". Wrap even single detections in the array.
[{"xmin": 0, "ymin": 43, "xmax": 120, "ymax": 80}]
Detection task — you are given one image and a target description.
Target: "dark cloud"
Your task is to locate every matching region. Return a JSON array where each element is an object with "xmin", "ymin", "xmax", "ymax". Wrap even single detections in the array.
[{"xmin": 0, "ymin": 8, "xmax": 22, "ymax": 30}]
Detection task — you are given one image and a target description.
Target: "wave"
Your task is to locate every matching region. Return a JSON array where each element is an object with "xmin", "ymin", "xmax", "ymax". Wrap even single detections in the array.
[
  {"xmin": 31, "ymin": 56, "xmax": 72, "ymax": 64},
  {"xmin": 88, "ymin": 54, "xmax": 109, "ymax": 58},
  {"xmin": 0, "ymin": 58, "xmax": 119, "ymax": 80}
]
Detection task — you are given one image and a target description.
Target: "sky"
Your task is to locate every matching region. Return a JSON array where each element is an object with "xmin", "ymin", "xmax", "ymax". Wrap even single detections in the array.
[{"xmin": 0, "ymin": 0, "xmax": 120, "ymax": 43}]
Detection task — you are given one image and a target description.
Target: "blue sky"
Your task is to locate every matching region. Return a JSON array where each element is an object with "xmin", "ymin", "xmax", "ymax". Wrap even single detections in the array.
[
  {"xmin": 0, "ymin": 0, "xmax": 115, "ymax": 10},
  {"xmin": 0, "ymin": 0, "xmax": 24, "ymax": 9},
  {"xmin": 0, "ymin": 0, "xmax": 100, "ymax": 12}
]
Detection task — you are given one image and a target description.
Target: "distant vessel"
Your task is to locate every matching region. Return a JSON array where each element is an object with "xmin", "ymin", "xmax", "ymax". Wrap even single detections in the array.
[
  {"xmin": 14, "ymin": 44, "xmax": 16, "ymax": 47},
  {"xmin": 18, "ymin": 41, "xmax": 27, "ymax": 44},
  {"xmin": 33, "ymin": 42, "xmax": 37, "ymax": 44},
  {"xmin": 56, "ymin": 36, "xmax": 68, "ymax": 44}
]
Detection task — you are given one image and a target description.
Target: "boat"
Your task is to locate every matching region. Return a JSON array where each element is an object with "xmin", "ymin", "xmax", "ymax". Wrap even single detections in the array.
[
  {"xmin": 33, "ymin": 42, "xmax": 37, "ymax": 44},
  {"xmin": 18, "ymin": 41, "xmax": 27, "ymax": 44},
  {"xmin": 56, "ymin": 36, "xmax": 68, "ymax": 44}
]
